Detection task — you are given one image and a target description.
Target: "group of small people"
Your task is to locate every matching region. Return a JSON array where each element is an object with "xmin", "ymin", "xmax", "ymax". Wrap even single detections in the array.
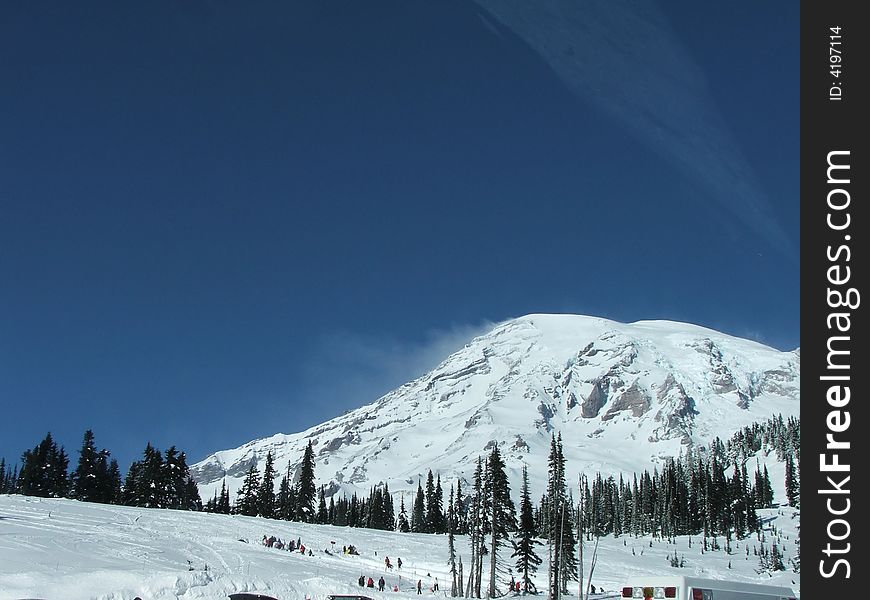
[
  {"xmin": 384, "ymin": 555, "xmax": 402, "ymax": 570},
  {"xmin": 262, "ymin": 535, "xmax": 313, "ymax": 555},
  {"xmin": 359, "ymin": 574, "xmax": 399, "ymax": 592}
]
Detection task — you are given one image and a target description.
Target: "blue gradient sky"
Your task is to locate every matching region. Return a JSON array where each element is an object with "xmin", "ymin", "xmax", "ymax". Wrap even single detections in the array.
[{"xmin": 0, "ymin": 1, "xmax": 798, "ymax": 471}]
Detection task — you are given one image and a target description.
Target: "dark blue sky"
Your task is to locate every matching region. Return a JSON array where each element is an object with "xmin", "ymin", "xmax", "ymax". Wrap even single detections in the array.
[{"xmin": 0, "ymin": 1, "xmax": 798, "ymax": 472}]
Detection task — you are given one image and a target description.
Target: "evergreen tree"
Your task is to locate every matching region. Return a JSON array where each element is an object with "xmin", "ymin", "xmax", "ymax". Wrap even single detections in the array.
[
  {"xmin": 106, "ymin": 458, "xmax": 123, "ymax": 504},
  {"xmin": 295, "ymin": 441, "xmax": 316, "ymax": 522},
  {"xmin": 425, "ymin": 470, "xmax": 439, "ymax": 533},
  {"xmin": 434, "ymin": 475, "xmax": 447, "ymax": 533},
  {"xmin": 513, "ymin": 465, "xmax": 542, "ymax": 593},
  {"xmin": 317, "ymin": 485, "xmax": 329, "ymax": 524},
  {"xmin": 236, "ymin": 464, "xmax": 261, "ymax": 516},
  {"xmin": 71, "ymin": 429, "xmax": 102, "ymax": 502},
  {"xmin": 276, "ymin": 465, "xmax": 295, "ymax": 520},
  {"xmin": 257, "ymin": 451, "xmax": 277, "ymax": 518},
  {"xmin": 122, "ymin": 460, "xmax": 142, "ymax": 506},
  {"xmin": 218, "ymin": 478, "xmax": 231, "ymax": 514},
  {"xmin": 19, "ymin": 432, "xmax": 69, "ymax": 498},
  {"xmin": 485, "ymin": 445, "xmax": 516, "ymax": 598},
  {"xmin": 397, "ymin": 494, "xmax": 411, "ymax": 532},
  {"xmin": 163, "ymin": 446, "xmax": 191, "ymax": 509},
  {"xmin": 544, "ymin": 433, "xmax": 577, "ymax": 596},
  {"xmin": 454, "ymin": 479, "xmax": 467, "ymax": 534},
  {"xmin": 411, "ymin": 480, "xmax": 426, "ymax": 533},
  {"xmin": 784, "ymin": 454, "xmax": 799, "ymax": 507},
  {"xmin": 120, "ymin": 443, "xmax": 169, "ymax": 508}
]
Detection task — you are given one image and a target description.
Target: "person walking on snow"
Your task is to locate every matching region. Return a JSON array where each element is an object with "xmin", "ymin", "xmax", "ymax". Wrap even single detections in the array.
[
  {"xmin": 417, "ymin": 580, "xmax": 422, "ymax": 595},
  {"xmin": 397, "ymin": 557, "xmax": 402, "ymax": 570},
  {"xmin": 379, "ymin": 576, "xmax": 386, "ymax": 591}
]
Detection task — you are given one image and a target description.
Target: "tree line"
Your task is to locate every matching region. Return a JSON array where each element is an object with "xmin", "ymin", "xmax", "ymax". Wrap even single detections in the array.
[{"xmin": 0, "ymin": 429, "xmax": 202, "ymax": 510}]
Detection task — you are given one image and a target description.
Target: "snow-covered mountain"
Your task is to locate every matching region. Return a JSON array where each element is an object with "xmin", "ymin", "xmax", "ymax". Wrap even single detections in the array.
[{"xmin": 192, "ymin": 314, "xmax": 799, "ymax": 501}]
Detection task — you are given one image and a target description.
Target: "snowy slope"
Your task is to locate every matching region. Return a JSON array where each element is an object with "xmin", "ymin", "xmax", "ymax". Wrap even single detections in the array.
[
  {"xmin": 191, "ymin": 315, "xmax": 799, "ymax": 501},
  {"xmin": 0, "ymin": 494, "xmax": 801, "ymax": 599}
]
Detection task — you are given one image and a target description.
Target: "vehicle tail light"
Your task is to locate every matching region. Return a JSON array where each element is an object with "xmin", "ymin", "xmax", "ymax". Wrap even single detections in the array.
[
  {"xmin": 692, "ymin": 590, "xmax": 703, "ymax": 600},
  {"xmin": 622, "ymin": 588, "xmax": 633, "ymax": 598},
  {"xmin": 664, "ymin": 588, "xmax": 676, "ymax": 598}
]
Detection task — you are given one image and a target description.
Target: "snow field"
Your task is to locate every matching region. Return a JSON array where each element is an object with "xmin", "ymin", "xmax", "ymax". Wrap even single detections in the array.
[{"xmin": 0, "ymin": 495, "xmax": 799, "ymax": 600}]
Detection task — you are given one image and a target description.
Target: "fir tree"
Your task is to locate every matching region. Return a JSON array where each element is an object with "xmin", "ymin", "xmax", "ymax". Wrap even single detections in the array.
[
  {"xmin": 71, "ymin": 429, "xmax": 102, "ymax": 502},
  {"xmin": 19, "ymin": 432, "xmax": 69, "ymax": 498},
  {"xmin": 513, "ymin": 465, "xmax": 542, "ymax": 593},
  {"xmin": 122, "ymin": 460, "xmax": 142, "ymax": 506},
  {"xmin": 257, "ymin": 451, "xmax": 277, "ymax": 518},
  {"xmin": 317, "ymin": 485, "xmax": 329, "ymax": 524},
  {"xmin": 216, "ymin": 479, "xmax": 231, "ymax": 514},
  {"xmin": 397, "ymin": 494, "xmax": 411, "ymax": 532},
  {"xmin": 236, "ymin": 464, "xmax": 261, "ymax": 516},
  {"xmin": 276, "ymin": 465, "xmax": 295, "ymax": 520},
  {"xmin": 434, "ymin": 475, "xmax": 447, "ymax": 533},
  {"xmin": 425, "ymin": 470, "xmax": 441, "ymax": 534},
  {"xmin": 106, "ymin": 458, "xmax": 123, "ymax": 504},
  {"xmin": 485, "ymin": 445, "xmax": 516, "ymax": 598},
  {"xmin": 784, "ymin": 454, "xmax": 799, "ymax": 508},
  {"xmin": 412, "ymin": 480, "xmax": 426, "ymax": 533},
  {"xmin": 295, "ymin": 441, "xmax": 316, "ymax": 522},
  {"xmin": 546, "ymin": 433, "xmax": 565, "ymax": 600}
]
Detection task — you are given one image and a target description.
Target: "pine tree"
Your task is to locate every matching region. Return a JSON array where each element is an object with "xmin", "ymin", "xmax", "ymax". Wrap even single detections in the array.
[
  {"xmin": 295, "ymin": 441, "xmax": 316, "ymax": 522},
  {"xmin": 317, "ymin": 485, "xmax": 329, "ymax": 524},
  {"xmin": 71, "ymin": 429, "xmax": 101, "ymax": 502},
  {"xmin": 276, "ymin": 464, "xmax": 295, "ymax": 520},
  {"xmin": 513, "ymin": 465, "xmax": 542, "ymax": 593},
  {"xmin": 163, "ymin": 446, "xmax": 190, "ymax": 509},
  {"xmin": 106, "ymin": 458, "xmax": 123, "ymax": 504},
  {"xmin": 412, "ymin": 480, "xmax": 426, "ymax": 533},
  {"xmin": 122, "ymin": 460, "xmax": 142, "ymax": 506},
  {"xmin": 257, "ymin": 451, "xmax": 277, "ymax": 518},
  {"xmin": 397, "ymin": 494, "xmax": 411, "ymax": 532},
  {"xmin": 485, "ymin": 445, "xmax": 516, "ymax": 598},
  {"xmin": 434, "ymin": 475, "xmax": 447, "ymax": 533},
  {"xmin": 546, "ymin": 434, "xmax": 565, "ymax": 600},
  {"xmin": 454, "ymin": 479, "xmax": 467, "ymax": 534},
  {"xmin": 784, "ymin": 454, "xmax": 799, "ymax": 508},
  {"xmin": 19, "ymin": 432, "xmax": 69, "ymax": 498},
  {"xmin": 466, "ymin": 456, "xmax": 490, "ymax": 599},
  {"xmin": 236, "ymin": 464, "xmax": 261, "ymax": 516},
  {"xmin": 425, "ymin": 470, "xmax": 439, "ymax": 533}
]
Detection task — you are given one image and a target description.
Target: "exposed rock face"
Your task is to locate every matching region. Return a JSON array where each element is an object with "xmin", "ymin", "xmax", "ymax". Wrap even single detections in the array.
[
  {"xmin": 602, "ymin": 382, "xmax": 650, "ymax": 420},
  {"xmin": 191, "ymin": 314, "xmax": 799, "ymax": 500}
]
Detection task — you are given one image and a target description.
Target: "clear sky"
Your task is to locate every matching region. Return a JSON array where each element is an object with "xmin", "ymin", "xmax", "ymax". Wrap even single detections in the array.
[{"xmin": 0, "ymin": 1, "xmax": 798, "ymax": 472}]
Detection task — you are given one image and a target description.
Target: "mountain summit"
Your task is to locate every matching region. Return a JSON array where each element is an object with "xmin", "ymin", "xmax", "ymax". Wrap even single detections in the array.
[{"xmin": 192, "ymin": 314, "xmax": 799, "ymax": 500}]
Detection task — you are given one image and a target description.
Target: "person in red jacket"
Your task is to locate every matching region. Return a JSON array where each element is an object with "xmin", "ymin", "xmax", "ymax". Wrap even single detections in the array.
[{"xmin": 368, "ymin": 577, "xmax": 375, "ymax": 588}]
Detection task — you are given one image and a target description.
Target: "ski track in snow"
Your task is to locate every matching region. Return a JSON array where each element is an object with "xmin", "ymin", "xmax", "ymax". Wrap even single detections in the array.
[{"xmin": 0, "ymin": 495, "xmax": 800, "ymax": 599}]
